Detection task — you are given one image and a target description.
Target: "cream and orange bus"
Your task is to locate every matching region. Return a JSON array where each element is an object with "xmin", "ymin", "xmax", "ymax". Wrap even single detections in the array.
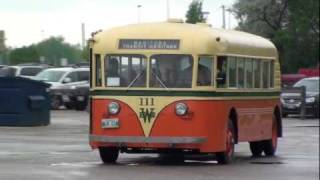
[{"xmin": 89, "ymin": 20, "xmax": 282, "ymax": 164}]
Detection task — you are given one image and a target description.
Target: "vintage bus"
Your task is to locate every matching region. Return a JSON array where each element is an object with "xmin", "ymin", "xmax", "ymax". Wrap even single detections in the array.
[{"xmin": 89, "ymin": 20, "xmax": 282, "ymax": 164}]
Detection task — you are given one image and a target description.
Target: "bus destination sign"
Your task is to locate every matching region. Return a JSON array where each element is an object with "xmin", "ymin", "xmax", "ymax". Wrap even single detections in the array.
[{"xmin": 119, "ymin": 39, "xmax": 180, "ymax": 50}]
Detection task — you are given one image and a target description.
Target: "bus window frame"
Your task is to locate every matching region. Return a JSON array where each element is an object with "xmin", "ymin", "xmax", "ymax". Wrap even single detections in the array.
[
  {"xmin": 103, "ymin": 53, "xmax": 148, "ymax": 89},
  {"xmin": 215, "ymin": 53, "xmax": 277, "ymax": 92},
  {"xmin": 94, "ymin": 54, "xmax": 102, "ymax": 87},
  {"xmin": 149, "ymin": 54, "xmax": 195, "ymax": 89},
  {"xmin": 195, "ymin": 55, "xmax": 215, "ymax": 89}
]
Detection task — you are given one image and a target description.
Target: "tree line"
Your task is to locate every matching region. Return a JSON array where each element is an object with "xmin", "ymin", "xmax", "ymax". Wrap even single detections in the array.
[{"xmin": 3, "ymin": 36, "xmax": 88, "ymax": 66}]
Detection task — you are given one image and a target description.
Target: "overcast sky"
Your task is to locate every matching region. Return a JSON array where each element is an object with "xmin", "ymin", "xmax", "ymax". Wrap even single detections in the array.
[{"xmin": 0, "ymin": 0, "xmax": 237, "ymax": 48}]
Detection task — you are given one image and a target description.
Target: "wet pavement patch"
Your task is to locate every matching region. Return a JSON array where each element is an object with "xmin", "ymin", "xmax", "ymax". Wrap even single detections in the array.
[{"xmin": 250, "ymin": 161, "xmax": 284, "ymax": 165}]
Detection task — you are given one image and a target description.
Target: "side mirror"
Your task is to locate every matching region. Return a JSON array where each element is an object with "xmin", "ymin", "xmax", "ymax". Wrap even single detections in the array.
[{"xmin": 63, "ymin": 77, "xmax": 72, "ymax": 83}]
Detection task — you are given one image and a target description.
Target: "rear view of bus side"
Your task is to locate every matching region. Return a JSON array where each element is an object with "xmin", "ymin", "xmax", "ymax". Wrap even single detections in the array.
[{"xmin": 89, "ymin": 20, "xmax": 282, "ymax": 164}]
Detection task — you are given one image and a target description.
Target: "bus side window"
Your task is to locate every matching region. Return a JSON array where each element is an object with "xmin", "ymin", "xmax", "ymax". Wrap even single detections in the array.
[
  {"xmin": 245, "ymin": 59, "xmax": 253, "ymax": 88},
  {"xmin": 228, "ymin": 57, "xmax": 237, "ymax": 88},
  {"xmin": 270, "ymin": 60, "xmax": 274, "ymax": 88},
  {"xmin": 217, "ymin": 56, "xmax": 227, "ymax": 88},
  {"xmin": 253, "ymin": 59, "xmax": 261, "ymax": 88},
  {"xmin": 197, "ymin": 56, "xmax": 213, "ymax": 86},
  {"xmin": 237, "ymin": 58, "xmax": 245, "ymax": 88},
  {"xmin": 95, "ymin": 54, "xmax": 102, "ymax": 87},
  {"xmin": 262, "ymin": 61, "xmax": 269, "ymax": 88}
]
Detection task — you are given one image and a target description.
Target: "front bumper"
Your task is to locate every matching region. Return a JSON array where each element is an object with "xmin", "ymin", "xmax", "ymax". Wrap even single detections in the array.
[
  {"xmin": 282, "ymin": 103, "xmax": 318, "ymax": 115},
  {"xmin": 89, "ymin": 135, "xmax": 207, "ymax": 144}
]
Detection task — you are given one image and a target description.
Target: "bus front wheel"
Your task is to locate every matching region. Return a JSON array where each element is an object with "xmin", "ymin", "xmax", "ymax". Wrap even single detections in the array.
[
  {"xmin": 216, "ymin": 121, "xmax": 235, "ymax": 164},
  {"xmin": 99, "ymin": 147, "xmax": 119, "ymax": 164}
]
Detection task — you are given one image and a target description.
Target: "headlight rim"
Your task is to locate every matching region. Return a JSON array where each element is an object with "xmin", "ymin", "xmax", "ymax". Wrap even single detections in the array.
[
  {"xmin": 175, "ymin": 102, "xmax": 188, "ymax": 116},
  {"xmin": 108, "ymin": 101, "xmax": 120, "ymax": 115}
]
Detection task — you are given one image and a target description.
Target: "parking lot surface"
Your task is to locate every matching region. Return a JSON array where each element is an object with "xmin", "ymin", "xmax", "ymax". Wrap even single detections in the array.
[{"xmin": 0, "ymin": 110, "xmax": 318, "ymax": 180}]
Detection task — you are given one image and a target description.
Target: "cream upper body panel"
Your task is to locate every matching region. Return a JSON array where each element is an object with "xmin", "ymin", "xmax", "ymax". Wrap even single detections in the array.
[
  {"xmin": 91, "ymin": 22, "xmax": 278, "ymax": 59},
  {"xmin": 90, "ymin": 21, "xmax": 281, "ymax": 91}
]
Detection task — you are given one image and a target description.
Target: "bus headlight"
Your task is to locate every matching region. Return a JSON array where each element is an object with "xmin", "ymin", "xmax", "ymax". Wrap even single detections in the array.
[
  {"xmin": 108, "ymin": 102, "xmax": 120, "ymax": 115},
  {"xmin": 175, "ymin": 103, "xmax": 188, "ymax": 116}
]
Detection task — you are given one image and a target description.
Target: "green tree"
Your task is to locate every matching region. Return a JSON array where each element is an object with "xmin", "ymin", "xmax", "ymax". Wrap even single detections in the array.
[
  {"xmin": 9, "ymin": 45, "xmax": 39, "ymax": 65},
  {"xmin": 36, "ymin": 36, "xmax": 82, "ymax": 66},
  {"xmin": 232, "ymin": 0, "xmax": 319, "ymax": 73},
  {"xmin": 81, "ymin": 44, "xmax": 90, "ymax": 61},
  {"xmin": 186, "ymin": 0, "xmax": 207, "ymax": 24}
]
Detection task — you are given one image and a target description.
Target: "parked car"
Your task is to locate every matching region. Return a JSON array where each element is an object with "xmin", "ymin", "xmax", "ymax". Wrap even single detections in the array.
[
  {"xmin": 11, "ymin": 65, "xmax": 47, "ymax": 78},
  {"xmin": 34, "ymin": 67, "xmax": 89, "ymax": 109},
  {"xmin": 281, "ymin": 77, "xmax": 319, "ymax": 118},
  {"xmin": 62, "ymin": 83, "xmax": 89, "ymax": 111},
  {"xmin": 0, "ymin": 66, "xmax": 15, "ymax": 77}
]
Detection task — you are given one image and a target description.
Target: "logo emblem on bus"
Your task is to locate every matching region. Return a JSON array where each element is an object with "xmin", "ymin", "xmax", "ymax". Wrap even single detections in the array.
[
  {"xmin": 138, "ymin": 97, "xmax": 156, "ymax": 137},
  {"xmin": 139, "ymin": 108, "xmax": 155, "ymax": 123}
]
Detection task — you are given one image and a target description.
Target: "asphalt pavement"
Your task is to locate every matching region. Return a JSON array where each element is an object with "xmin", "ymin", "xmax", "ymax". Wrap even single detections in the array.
[{"xmin": 0, "ymin": 110, "xmax": 318, "ymax": 180}]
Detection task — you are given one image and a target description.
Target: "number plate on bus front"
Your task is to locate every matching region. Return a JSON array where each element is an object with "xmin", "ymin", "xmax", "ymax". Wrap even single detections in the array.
[{"xmin": 101, "ymin": 119, "xmax": 119, "ymax": 129}]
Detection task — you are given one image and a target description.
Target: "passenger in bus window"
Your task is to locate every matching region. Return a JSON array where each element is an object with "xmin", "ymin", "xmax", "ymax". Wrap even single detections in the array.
[
  {"xmin": 217, "ymin": 57, "xmax": 227, "ymax": 88},
  {"xmin": 197, "ymin": 63, "xmax": 211, "ymax": 86},
  {"xmin": 158, "ymin": 60, "xmax": 175, "ymax": 87},
  {"xmin": 106, "ymin": 58, "xmax": 127, "ymax": 86},
  {"xmin": 177, "ymin": 57, "xmax": 193, "ymax": 87},
  {"xmin": 197, "ymin": 56, "xmax": 212, "ymax": 86}
]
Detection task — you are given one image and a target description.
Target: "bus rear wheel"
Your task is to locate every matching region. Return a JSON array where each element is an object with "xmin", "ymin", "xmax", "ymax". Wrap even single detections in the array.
[
  {"xmin": 99, "ymin": 147, "xmax": 119, "ymax": 164},
  {"xmin": 262, "ymin": 118, "xmax": 278, "ymax": 156},
  {"xmin": 216, "ymin": 121, "xmax": 235, "ymax": 164},
  {"xmin": 249, "ymin": 141, "xmax": 263, "ymax": 157}
]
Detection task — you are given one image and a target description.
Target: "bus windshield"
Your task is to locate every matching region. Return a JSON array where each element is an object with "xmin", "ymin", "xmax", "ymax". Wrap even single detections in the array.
[
  {"xmin": 105, "ymin": 55, "xmax": 147, "ymax": 87},
  {"xmin": 150, "ymin": 54, "xmax": 193, "ymax": 88}
]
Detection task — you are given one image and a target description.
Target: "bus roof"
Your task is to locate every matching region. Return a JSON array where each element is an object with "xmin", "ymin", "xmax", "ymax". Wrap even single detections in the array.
[{"xmin": 92, "ymin": 21, "xmax": 278, "ymax": 59}]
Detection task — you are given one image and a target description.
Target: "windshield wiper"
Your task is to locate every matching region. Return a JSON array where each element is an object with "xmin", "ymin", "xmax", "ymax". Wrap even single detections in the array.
[
  {"xmin": 151, "ymin": 70, "xmax": 169, "ymax": 92},
  {"xmin": 126, "ymin": 70, "xmax": 145, "ymax": 91}
]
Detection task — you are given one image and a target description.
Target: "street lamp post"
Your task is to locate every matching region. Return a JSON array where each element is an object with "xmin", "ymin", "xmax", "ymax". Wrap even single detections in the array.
[{"xmin": 137, "ymin": 5, "xmax": 142, "ymax": 23}]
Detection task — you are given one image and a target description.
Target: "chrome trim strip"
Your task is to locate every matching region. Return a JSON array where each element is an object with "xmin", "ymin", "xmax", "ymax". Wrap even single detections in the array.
[{"xmin": 89, "ymin": 135, "xmax": 206, "ymax": 144}]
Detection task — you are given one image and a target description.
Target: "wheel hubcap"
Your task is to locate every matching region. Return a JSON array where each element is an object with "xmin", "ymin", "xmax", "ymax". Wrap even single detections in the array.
[
  {"xmin": 272, "ymin": 121, "xmax": 278, "ymax": 149},
  {"xmin": 226, "ymin": 128, "xmax": 234, "ymax": 156}
]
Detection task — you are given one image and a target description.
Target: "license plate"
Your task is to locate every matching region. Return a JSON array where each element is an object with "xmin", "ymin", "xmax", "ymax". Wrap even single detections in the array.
[
  {"xmin": 77, "ymin": 96, "xmax": 85, "ymax": 101},
  {"xmin": 286, "ymin": 104, "xmax": 296, "ymax": 109},
  {"xmin": 101, "ymin": 119, "xmax": 119, "ymax": 129},
  {"xmin": 62, "ymin": 95, "xmax": 70, "ymax": 102}
]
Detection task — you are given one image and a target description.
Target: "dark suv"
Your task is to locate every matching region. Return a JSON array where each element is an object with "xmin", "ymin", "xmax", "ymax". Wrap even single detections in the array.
[
  {"xmin": 281, "ymin": 77, "xmax": 319, "ymax": 118},
  {"xmin": 34, "ymin": 67, "xmax": 89, "ymax": 110}
]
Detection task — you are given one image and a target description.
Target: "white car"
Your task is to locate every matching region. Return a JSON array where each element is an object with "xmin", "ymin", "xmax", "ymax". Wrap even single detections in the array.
[{"xmin": 35, "ymin": 67, "xmax": 90, "ymax": 109}]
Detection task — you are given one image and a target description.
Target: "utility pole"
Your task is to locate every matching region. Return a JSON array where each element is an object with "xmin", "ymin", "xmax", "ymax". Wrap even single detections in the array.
[
  {"xmin": 81, "ymin": 23, "xmax": 86, "ymax": 49},
  {"xmin": 226, "ymin": 8, "xmax": 232, "ymax": 29},
  {"xmin": 166, "ymin": 0, "xmax": 170, "ymax": 20},
  {"xmin": 222, "ymin": 5, "xmax": 226, "ymax": 29},
  {"xmin": 137, "ymin": 5, "xmax": 142, "ymax": 23}
]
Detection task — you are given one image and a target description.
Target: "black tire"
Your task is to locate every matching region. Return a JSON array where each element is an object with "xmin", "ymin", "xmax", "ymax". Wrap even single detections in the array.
[
  {"xmin": 65, "ymin": 103, "xmax": 74, "ymax": 110},
  {"xmin": 262, "ymin": 117, "xmax": 278, "ymax": 156},
  {"xmin": 51, "ymin": 96, "xmax": 62, "ymax": 110},
  {"xmin": 249, "ymin": 141, "xmax": 263, "ymax": 157},
  {"xmin": 216, "ymin": 121, "xmax": 235, "ymax": 164},
  {"xmin": 282, "ymin": 112, "xmax": 288, "ymax": 118},
  {"xmin": 75, "ymin": 102, "xmax": 87, "ymax": 111},
  {"xmin": 313, "ymin": 108, "xmax": 319, "ymax": 118},
  {"xmin": 99, "ymin": 147, "xmax": 119, "ymax": 164}
]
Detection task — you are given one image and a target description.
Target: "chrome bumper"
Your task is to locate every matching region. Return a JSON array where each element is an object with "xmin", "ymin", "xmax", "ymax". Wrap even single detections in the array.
[{"xmin": 89, "ymin": 135, "xmax": 206, "ymax": 144}]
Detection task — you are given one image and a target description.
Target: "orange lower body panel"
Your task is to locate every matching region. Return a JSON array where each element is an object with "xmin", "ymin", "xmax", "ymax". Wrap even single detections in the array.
[{"xmin": 90, "ymin": 98, "xmax": 279, "ymax": 153}]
